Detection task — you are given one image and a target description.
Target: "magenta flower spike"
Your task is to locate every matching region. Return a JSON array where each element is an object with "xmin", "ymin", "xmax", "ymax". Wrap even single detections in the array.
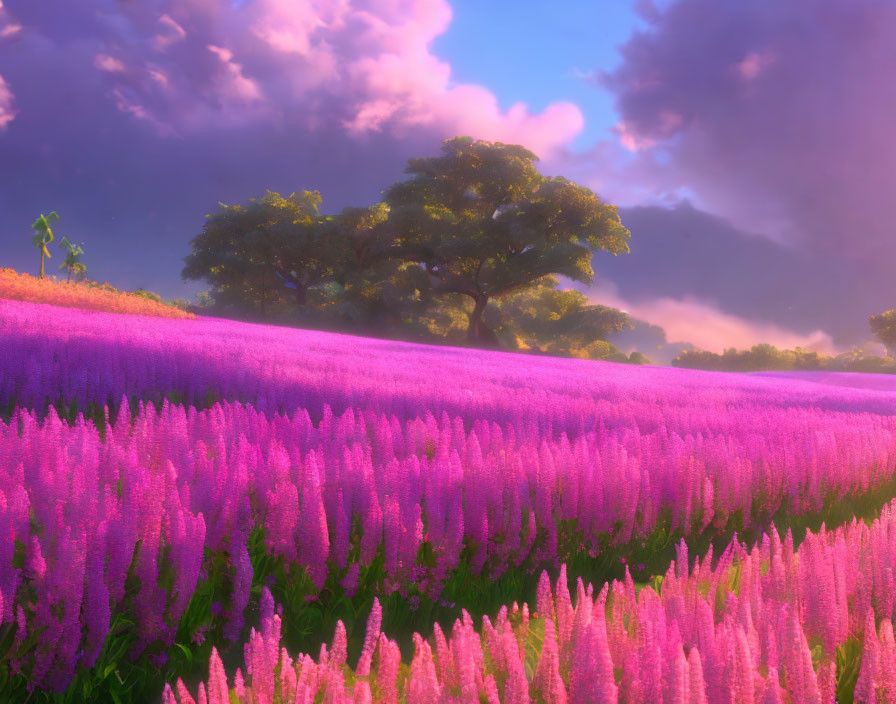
[
  {"xmin": 355, "ymin": 598, "xmax": 382, "ymax": 678},
  {"xmin": 856, "ymin": 609, "xmax": 882, "ymax": 704},
  {"xmin": 206, "ymin": 647, "xmax": 229, "ymax": 704}
]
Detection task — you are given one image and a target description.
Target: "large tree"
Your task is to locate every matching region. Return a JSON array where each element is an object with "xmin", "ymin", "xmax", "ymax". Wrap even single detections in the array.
[
  {"xmin": 870, "ymin": 310, "xmax": 896, "ymax": 358},
  {"xmin": 183, "ymin": 191, "xmax": 337, "ymax": 317},
  {"xmin": 382, "ymin": 136, "xmax": 631, "ymax": 345}
]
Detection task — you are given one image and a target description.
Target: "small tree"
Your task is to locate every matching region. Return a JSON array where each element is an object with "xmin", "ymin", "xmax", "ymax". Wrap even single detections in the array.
[
  {"xmin": 627, "ymin": 351, "xmax": 652, "ymax": 365},
  {"xmin": 58, "ymin": 237, "xmax": 86, "ymax": 282},
  {"xmin": 870, "ymin": 310, "xmax": 896, "ymax": 357},
  {"xmin": 488, "ymin": 278, "xmax": 631, "ymax": 354},
  {"xmin": 31, "ymin": 211, "xmax": 59, "ymax": 278},
  {"xmin": 183, "ymin": 191, "xmax": 337, "ymax": 318}
]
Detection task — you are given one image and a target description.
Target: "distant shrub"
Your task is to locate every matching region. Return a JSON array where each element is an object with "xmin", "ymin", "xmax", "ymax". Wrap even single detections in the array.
[
  {"xmin": 627, "ymin": 350, "xmax": 652, "ymax": 365},
  {"xmin": 132, "ymin": 287, "xmax": 165, "ymax": 303},
  {"xmin": 673, "ymin": 343, "xmax": 896, "ymax": 374}
]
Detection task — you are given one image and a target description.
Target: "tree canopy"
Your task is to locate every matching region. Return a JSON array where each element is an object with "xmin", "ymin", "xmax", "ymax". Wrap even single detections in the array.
[
  {"xmin": 487, "ymin": 277, "xmax": 631, "ymax": 357},
  {"xmin": 183, "ymin": 190, "xmax": 336, "ymax": 317},
  {"xmin": 181, "ymin": 136, "xmax": 643, "ymax": 363},
  {"xmin": 382, "ymin": 136, "xmax": 631, "ymax": 344}
]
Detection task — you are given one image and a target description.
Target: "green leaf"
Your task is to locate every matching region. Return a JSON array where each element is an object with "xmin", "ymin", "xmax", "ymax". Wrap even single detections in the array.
[{"xmin": 173, "ymin": 643, "xmax": 194, "ymax": 666}]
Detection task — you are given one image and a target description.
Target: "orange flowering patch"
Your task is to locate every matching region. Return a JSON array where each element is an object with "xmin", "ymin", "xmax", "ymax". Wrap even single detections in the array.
[{"xmin": 0, "ymin": 268, "xmax": 195, "ymax": 319}]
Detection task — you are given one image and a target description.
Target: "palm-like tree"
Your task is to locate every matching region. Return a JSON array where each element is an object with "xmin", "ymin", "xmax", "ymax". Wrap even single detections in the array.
[
  {"xmin": 58, "ymin": 236, "xmax": 86, "ymax": 283},
  {"xmin": 31, "ymin": 211, "xmax": 59, "ymax": 278}
]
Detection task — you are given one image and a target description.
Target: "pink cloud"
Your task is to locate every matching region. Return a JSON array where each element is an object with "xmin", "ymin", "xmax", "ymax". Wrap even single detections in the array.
[
  {"xmin": 590, "ymin": 282, "xmax": 838, "ymax": 355},
  {"xmin": 206, "ymin": 44, "xmax": 261, "ymax": 101},
  {"xmin": 249, "ymin": 1, "xmax": 333, "ymax": 55},
  {"xmin": 110, "ymin": 89, "xmax": 150, "ymax": 122},
  {"xmin": 616, "ymin": 121, "xmax": 656, "ymax": 152},
  {"xmin": 0, "ymin": 0, "xmax": 20, "ymax": 38},
  {"xmin": 152, "ymin": 14, "xmax": 186, "ymax": 51},
  {"xmin": 94, "ymin": 54, "xmax": 126, "ymax": 72},
  {"xmin": 617, "ymin": 110, "xmax": 683, "ymax": 151},
  {"xmin": 0, "ymin": 73, "xmax": 15, "ymax": 129},
  {"xmin": 5, "ymin": 0, "xmax": 582, "ymax": 158},
  {"xmin": 733, "ymin": 50, "xmax": 775, "ymax": 81},
  {"xmin": 147, "ymin": 69, "xmax": 168, "ymax": 86}
]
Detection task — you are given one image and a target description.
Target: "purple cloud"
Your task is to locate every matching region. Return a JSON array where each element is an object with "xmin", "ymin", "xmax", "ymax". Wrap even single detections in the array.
[
  {"xmin": 596, "ymin": 0, "xmax": 896, "ymax": 274},
  {"xmin": 1, "ymin": 0, "xmax": 583, "ymax": 154}
]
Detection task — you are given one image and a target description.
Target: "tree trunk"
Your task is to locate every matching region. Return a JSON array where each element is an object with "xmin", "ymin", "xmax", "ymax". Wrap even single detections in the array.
[
  {"xmin": 40, "ymin": 254, "xmax": 45, "ymax": 279},
  {"xmin": 467, "ymin": 295, "xmax": 500, "ymax": 348}
]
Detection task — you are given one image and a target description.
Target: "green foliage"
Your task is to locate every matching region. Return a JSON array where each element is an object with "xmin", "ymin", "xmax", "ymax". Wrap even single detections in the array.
[
  {"xmin": 829, "ymin": 346, "xmax": 896, "ymax": 373},
  {"xmin": 870, "ymin": 310, "xmax": 896, "ymax": 357},
  {"xmin": 670, "ymin": 343, "xmax": 896, "ymax": 373},
  {"xmin": 310, "ymin": 206, "xmax": 436, "ymax": 335},
  {"xmin": 131, "ymin": 288, "xmax": 164, "ymax": 304},
  {"xmin": 31, "ymin": 211, "xmax": 59, "ymax": 278},
  {"xmin": 382, "ymin": 136, "xmax": 631, "ymax": 345},
  {"xmin": 626, "ymin": 350, "xmax": 652, "ymax": 365},
  {"xmin": 413, "ymin": 292, "xmax": 473, "ymax": 343},
  {"xmin": 836, "ymin": 636, "xmax": 863, "ymax": 704},
  {"xmin": 183, "ymin": 191, "xmax": 338, "ymax": 318},
  {"xmin": 58, "ymin": 237, "xmax": 86, "ymax": 282},
  {"xmin": 486, "ymin": 277, "xmax": 631, "ymax": 356}
]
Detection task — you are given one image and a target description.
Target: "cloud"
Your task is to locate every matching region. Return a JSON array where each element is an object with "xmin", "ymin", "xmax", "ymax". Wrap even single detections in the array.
[
  {"xmin": 591, "ymin": 280, "xmax": 838, "ymax": 355},
  {"xmin": 94, "ymin": 54, "xmax": 126, "ymax": 72},
  {"xmin": 205, "ymin": 44, "xmax": 262, "ymax": 101},
  {"xmin": 0, "ymin": 73, "xmax": 14, "ymax": 128},
  {"xmin": 0, "ymin": 1, "xmax": 20, "ymax": 38},
  {"xmin": 152, "ymin": 14, "xmax": 185, "ymax": 51},
  {"xmin": 0, "ymin": 0, "xmax": 582, "ymax": 157},
  {"xmin": 595, "ymin": 0, "xmax": 896, "ymax": 272},
  {"xmin": 583, "ymin": 202, "xmax": 875, "ymax": 345},
  {"xmin": 542, "ymin": 0, "xmax": 896, "ymax": 348},
  {"xmin": 0, "ymin": 21, "xmax": 19, "ymax": 38}
]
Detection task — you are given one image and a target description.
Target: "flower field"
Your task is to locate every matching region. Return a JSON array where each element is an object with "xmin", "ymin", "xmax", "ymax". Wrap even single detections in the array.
[
  {"xmin": 167, "ymin": 500, "xmax": 896, "ymax": 704},
  {"xmin": 4, "ymin": 296, "xmax": 896, "ymax": 701}
]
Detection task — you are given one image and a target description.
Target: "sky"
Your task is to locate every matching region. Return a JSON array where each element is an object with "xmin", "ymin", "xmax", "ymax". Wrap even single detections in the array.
[{"xmin": 1, "ymin": 0, "xmax": 894, "ymax": 356}]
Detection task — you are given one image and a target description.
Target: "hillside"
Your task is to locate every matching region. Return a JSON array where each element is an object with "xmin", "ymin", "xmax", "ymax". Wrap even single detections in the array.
[{"xmin": 4, "ymin": 294, "xmax": 896, "ymax": 702}]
